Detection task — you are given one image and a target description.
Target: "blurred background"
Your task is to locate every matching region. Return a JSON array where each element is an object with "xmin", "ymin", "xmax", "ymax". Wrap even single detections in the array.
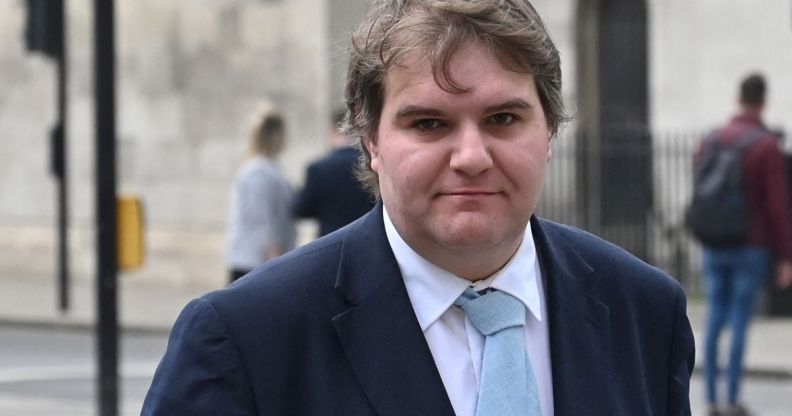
[{"xmin": 1, "ymin": 0, "xmax": 791, "ymax": 415}]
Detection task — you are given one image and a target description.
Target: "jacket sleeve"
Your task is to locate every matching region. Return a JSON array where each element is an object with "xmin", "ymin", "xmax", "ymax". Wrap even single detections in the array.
[
  {"xmin": 141, "ymin": 298, "xmax": 257, "ymax": 416},
  {"xmin": 756, "ymin": 140, "xmax": 792, "ymax": 261},
  {"xmin": 666, "ymin": 285, "xmax": 695, "ymax": 416}
]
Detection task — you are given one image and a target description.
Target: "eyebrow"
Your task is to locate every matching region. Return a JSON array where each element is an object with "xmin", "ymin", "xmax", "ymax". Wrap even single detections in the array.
[
  {"xmin": 483, "ymin": 99, "xmax": 534, "ymax": 114},
  {"xmin": 395, "ymin": 105, "xmax": 446, "ymax": 120},
  {"xmin": 394, "ymin": 99, "xmax": 535, "ymax": 120}
]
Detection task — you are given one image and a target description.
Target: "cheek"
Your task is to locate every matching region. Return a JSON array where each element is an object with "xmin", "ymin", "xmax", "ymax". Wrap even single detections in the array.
[
  {"xmin": 502, "ymin": 146, "xmax": 547, "ymax": 183},
  {"xmin": 527, "ymin": 139, "xmax": 551, "ymax": 167}
]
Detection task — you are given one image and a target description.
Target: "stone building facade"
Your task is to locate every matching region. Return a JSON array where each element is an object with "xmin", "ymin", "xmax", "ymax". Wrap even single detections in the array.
[{"xmin": 1, "ymin": 0, "xmax": 790, "ymax": 288}]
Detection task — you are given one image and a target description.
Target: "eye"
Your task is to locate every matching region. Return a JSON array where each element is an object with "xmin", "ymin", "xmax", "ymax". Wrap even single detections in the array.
[
  {"xmin": 412, "ymin": 118, "xmax": 445, "ymax": 131},
  {"xmin": 487, "ymin": 113, "xmax": 516, "ymax": 126}
]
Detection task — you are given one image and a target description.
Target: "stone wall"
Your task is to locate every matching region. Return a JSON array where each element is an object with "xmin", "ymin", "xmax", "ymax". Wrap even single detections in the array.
[
  {"xmin": 1, "ymin": 0, "xmax": 791, "ymax": 289},
  {"xmin": 0, "ymin": 0, "xmax": 330, "ymax": 288}
]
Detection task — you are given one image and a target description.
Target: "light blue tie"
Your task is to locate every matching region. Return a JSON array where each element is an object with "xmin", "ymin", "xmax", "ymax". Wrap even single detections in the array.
[{"xmin": 456, "ymin": 288, "xmax": 541, "ymax": 416}]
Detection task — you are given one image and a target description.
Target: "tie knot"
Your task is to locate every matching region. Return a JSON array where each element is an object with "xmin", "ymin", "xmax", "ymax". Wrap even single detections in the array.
[{"xmin": 455, "ymin": 288, "xmax": 526, "ymax": 335}]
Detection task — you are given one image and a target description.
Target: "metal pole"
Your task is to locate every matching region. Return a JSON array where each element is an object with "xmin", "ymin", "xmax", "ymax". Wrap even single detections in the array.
[
  {"xmin": 94, "ymin": 0, "xmax": 118, "ymax": 414},
  {"xmin": 55, "ymin": 0, "xmax": 70, "ymax": 313}
]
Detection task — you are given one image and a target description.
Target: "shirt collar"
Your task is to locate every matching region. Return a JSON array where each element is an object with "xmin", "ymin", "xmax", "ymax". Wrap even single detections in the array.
[{"xmin": 383, "ymin": 207, "xmax": 544, "ymax": 332}]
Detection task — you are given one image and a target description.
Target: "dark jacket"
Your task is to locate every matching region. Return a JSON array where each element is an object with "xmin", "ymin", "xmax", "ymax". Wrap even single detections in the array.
[
  {"xmin": 293, "ymin": 146, "xmax": 374, "ymax": 236},
  {"xmin": 142, "ymin": 205, "xmax": 695, "ymax": 416}
]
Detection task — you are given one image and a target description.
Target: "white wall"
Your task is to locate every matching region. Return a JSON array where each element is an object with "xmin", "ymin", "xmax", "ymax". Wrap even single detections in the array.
[{"xmin": 650, "ymin": 0, "xmax": 792, "ymax": 135}]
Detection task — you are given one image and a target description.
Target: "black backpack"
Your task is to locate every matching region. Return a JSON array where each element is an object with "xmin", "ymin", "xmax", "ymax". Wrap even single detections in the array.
[{"xmin": 685, "ymin": 129, "xmax": 764, "ymax": 247}]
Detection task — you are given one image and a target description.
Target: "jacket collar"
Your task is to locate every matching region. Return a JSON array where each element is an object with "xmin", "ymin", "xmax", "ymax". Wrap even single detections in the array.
[
  {"xmin": 732, "ymin": 113, "xmax": 766, "ymax": 130},
  {"xmin": 332, "ymin": 204, "xmax": 455, "ymax": 416},
  {"xmin": 531, "ymin": 217, "xmax": 612, "ymax": 415}
]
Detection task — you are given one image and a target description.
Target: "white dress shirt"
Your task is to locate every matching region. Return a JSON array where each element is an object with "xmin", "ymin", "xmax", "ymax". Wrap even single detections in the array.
[{"xmin": 383, "ymin": 209, "xmax": 554, "ymax": 416}]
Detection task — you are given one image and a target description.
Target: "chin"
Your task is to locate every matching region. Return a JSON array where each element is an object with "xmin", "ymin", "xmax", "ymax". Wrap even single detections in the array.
[{"xmin": 438, "ymin": 227, "xmax": 503, "ymax": 250}]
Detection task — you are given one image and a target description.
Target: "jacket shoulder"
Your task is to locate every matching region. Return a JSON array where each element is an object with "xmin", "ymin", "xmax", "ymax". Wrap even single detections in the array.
[
  {"xmin": 209, "ymin": 231, "xmax": 349, "ymax": 325},
  {"xmin": 536, "ymin": 218, "xmax": 685, "ymax": 300}
]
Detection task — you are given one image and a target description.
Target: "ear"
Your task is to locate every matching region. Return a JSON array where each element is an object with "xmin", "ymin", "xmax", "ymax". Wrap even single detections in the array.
[
  {"xmin": 546, "ymin": 133, "xmax": 553, "ymax": 162},
  {"xmin": 364, "ymin": 137, "xmax": 381, "ymax": 173}
]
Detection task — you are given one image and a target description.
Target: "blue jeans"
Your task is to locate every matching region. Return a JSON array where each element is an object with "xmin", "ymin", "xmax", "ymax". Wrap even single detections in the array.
[{"xmin": 702, "ymin": 246, "xmax": 769, "ymax": 405}]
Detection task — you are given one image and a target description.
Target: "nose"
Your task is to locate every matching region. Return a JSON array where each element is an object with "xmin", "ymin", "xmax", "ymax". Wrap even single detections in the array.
[{"xmin": 450, "ymin": 123, "xmax": 493, "ymax": 176}]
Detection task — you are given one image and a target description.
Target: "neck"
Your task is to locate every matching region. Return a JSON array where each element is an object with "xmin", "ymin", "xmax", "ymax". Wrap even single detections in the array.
[
  {"xmin": 740, "ymin": 104, "xmax": 763, "ymax": 120},
  {"xmin": 415, "ymin": 236, "xmax": 523, "ymax": 282}
]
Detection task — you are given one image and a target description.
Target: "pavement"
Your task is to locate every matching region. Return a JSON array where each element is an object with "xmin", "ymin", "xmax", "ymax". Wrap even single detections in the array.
[
  {"xmin": 0, "ymin": 274, "xmax": 791, "ymax": 379},
  {"xmin": 0, "ymin": 275, "xmax": 208, "ymax": 335}
]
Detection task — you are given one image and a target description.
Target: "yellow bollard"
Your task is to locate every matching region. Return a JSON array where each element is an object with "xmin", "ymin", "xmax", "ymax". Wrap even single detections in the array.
[{"xmin": 117, "ymin": 195, "xmax": 144, "ymax": 271}]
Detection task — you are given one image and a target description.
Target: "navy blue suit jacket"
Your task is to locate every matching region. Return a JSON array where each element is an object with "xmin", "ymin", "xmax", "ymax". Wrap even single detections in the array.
[
  {"xmin": 143, "ymin": 205, "xmax": 694, "ymax": 415},
  {"xmin": 293, "ymin": 146, "xmax": 374, "ymax": 237}
]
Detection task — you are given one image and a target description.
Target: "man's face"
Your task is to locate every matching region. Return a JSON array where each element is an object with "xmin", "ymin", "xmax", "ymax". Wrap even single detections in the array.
[{"xmin": 366, "ymin": 41, "xmax": 552, "ymax": 275}]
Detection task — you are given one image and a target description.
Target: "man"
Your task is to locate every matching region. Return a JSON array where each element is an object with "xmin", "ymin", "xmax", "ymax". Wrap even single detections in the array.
[
  {"xmin": 143, "ymin": 1, "xmax": 694, "ymax": 415},
  {"xmin": 696, "ymin": 73, "xmax": 792, "ymax": 416},
  {"xmin": 293, "ymin": 110, "xmax": 374, "ymax": 237}
]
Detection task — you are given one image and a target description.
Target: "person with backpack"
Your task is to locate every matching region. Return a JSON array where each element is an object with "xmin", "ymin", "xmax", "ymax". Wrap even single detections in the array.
[{"xmin": 691, "ymin": 73, "xmax": 792, "ymax": 416}]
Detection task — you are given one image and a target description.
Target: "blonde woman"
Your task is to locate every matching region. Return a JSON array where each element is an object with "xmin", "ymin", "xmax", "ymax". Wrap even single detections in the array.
[{"xmin": 225, "ymin": 104, "xmax": 296, "ymax": 284}]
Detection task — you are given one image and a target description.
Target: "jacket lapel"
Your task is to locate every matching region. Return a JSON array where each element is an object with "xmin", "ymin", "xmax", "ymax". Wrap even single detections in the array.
[
  {"xmin": 532, "ymin": 218, "xmax": 612, "ymax": 416},
  {"xmin": 332, "ymin": 205, "xmax": 455, "ymax": 416}
]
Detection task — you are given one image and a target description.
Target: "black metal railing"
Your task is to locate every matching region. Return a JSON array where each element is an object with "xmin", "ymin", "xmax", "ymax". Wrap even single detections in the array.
[{"xmin": 536, "ymin": 130, "xmax": 705, "ymax": 295}]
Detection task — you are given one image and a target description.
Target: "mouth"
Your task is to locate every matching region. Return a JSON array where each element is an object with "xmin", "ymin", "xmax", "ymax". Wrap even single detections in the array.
[{"xmin": 439, "ymin": 190, "xmax": 500, "ymax": 197}]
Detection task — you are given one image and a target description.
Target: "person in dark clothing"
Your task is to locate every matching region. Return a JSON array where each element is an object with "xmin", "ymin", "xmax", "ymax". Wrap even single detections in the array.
[
  {"xmin": 695, "ymin": 73, "xmax": 792, "ymax": 416},
  {"xmin": 293, "ymin": 110, "xmax": 374, "ymax": 236}
]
